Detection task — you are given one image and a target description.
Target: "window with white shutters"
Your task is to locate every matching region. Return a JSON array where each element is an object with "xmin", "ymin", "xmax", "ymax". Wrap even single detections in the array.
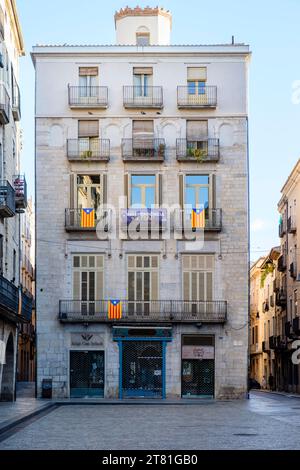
[
  {"xmin": 72, "ymin": 254, "xmax": 104, "ymax": 315},
  {"xmin": 182, "ymin": 255, "xmax": 214, "ymax": 301},
  {"xmin": 127, "ymin": 255, "xmax": 159, "ymax": 316}
]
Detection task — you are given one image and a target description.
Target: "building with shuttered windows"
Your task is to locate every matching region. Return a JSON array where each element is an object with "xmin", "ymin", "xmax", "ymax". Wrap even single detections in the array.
[{"xmin": 33, "ymin": 6, "xmax": 250, "ymax": 399}]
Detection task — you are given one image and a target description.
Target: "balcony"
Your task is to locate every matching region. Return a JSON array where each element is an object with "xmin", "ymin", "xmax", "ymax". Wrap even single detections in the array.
[
  {"xmin": 13, "ymin": 175, "xmax": 27, "ymax": 212},
  {"xmin": 285, "ymin": 321, "xmax": 292, "ymax": 338},
  {"xmin": 0, "ymin": 276, "xmax": 33, "ymax": 324},
  {"xmin": 65, "ymin": 208, "xmax": 112, "ymax": 232},
  {"xmin": 174, "ymin": 208, "xmax": 222, "ymax": 232},
  {"xmin": 279, "ymin": 221, "xmax": 286, "ymax": 238},
  {"xmin": 262, "ymin": 301, "xmax": 269, "ymax": 312},
  {"xmin": 59, "ymin": 299, "xmax": 227, "ymax": 324},
  {"xmin": 277, "ymin": 254, "xmax": 287, "ymax": 272},
  {"xmin": 68, "ymin": 86, "xmax": 108, "ymax": 109},
  {"xmin": 123, "ymin": 86, "xmax": 163, "ymax": 109},
  {"xmin": 269, "ymin": 336, "xmax": 276, "ymax": 350},
  {"xmin": 276, "ymin": 289, "xmax": 287, "ymax": 308},
  {"xmin": 293, "ymin": 317, "xmax": 300, "ymax": 336},
  {"xmin": 177, "ymin": 86, "xmax": 217, "ymax": 109},
  {"xmin": 12, "ymin": 79, "xmax": 21, "ymax": 121},
  {"xmin": 122, "ymin": 138, "xmax": 165, "ymax": 161},
  {"xmin": 0, "ymin": 83, "xmax": 10, "ymax": 124},
  {"xmin": 287, "ymin": 216, "xmax": 296, "ymax": 234},
  {"xmin": 67, "ymin": 139, "xmax": 110, "ymax": 161},
  {"xmin": 250, "ymin": 343, "xmax": 260, "ymax": 355},
  {"xmin": 275, "ymin": 335, "xmax": 287, "ymax": 351},
  {"xmin": 176, "ymin": 138, "xmax": 219, "ymax": 162},
  {"xmin": 262, "ymin": 341, "xmax": 270, "ymax": 352},
  {"xmin": 0, "ymin": 180, "xmax": 15, "ymax": 218},
  {"xmin": 289, "ymin": 262, "xmax": 297, "ymax": 279},
  {"xmin": 120, "ymin": 208, "xmax": 167, "ymax": 232}
]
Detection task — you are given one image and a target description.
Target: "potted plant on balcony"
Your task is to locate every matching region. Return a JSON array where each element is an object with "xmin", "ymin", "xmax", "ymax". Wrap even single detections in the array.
[
  {"xmin": 187, "ymin": 147, "xmax": 207, "ymax": 163},
  {"xmin": 80, "ymin": 150, "xmax": 93, "ymax": 160},
  {"xmin": 158, "ymin": 143, "xmax": 165, "ymax": 158}
]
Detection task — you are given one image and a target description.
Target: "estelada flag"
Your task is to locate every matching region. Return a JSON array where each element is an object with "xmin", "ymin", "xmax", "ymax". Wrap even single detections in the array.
[
  {"xmin": 81, "ymin": 208, "xmax": 95, "ymax": 228},
  {"xmin": 191, "ymin": 208, "xmax": 205, "ymax": 229},
  {"xmin": 108, "ymin": 300, "xmax": 122, "ymax": 320}
]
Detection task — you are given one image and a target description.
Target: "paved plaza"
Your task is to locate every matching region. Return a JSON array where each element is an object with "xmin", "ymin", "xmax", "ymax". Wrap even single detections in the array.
[{"xmin": 1, "ymin": 392, "xmax": 300, "ymax": 450}]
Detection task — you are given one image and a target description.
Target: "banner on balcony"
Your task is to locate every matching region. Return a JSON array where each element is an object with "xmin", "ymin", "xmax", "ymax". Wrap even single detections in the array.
[
  {"xmin": 81, "ymin": 208, "xmax": 95, "ymax": 228},
  {"xmin": 108, "ymin": 300, "xmax": 122, "ymax": 320},
  {"xmin": 191, "ymin": 208, "xmax": 205, "ymax": 229},
  {"xmin": 121, "ymin": 208, "xmax": 167, "ymax": 226},
  {"xmin": 18, "ymin": 288, "xmax": 22, "ymax": 316}
]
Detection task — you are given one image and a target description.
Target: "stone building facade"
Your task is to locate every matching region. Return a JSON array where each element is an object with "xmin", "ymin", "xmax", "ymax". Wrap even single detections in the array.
[
  {"xmin": 0, "ymin": 0, "xmax": 32, "ymax": 401},
  {"xmin": 33, "ymin": 7, "xmax": 250, "ymax": 399}
]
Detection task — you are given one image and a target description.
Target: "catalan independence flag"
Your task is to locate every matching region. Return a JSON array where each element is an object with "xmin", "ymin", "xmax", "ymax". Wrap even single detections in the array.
[
  {"xmin": 81, "ymin": 208, "xmax": 95, "ymax": 228},
  {"xmin": 108, "ymin": 300, "xmax": 122, "ymax": 320},
  {"xmin": 191, "ymin": 208, "xmax": 205, "ymax": 229}
]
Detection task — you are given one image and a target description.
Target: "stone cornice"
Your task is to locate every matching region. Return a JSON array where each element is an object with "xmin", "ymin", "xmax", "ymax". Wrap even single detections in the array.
[{"xmin": 114, "ymin": 6, "xmax": 172, "ymax": 27}]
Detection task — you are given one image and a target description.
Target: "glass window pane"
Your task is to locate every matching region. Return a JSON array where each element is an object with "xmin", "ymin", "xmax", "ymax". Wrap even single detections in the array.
[
  {"xmin": 89, "ymin": 272, "xmax": 95, "ymax": 300},
  {"xmin": 136, "ymin": 272, "xmax": 143, "ymax": 300},
  {"xmin": 89, "ymin": 256, "xmax": 95, "ymax": 267},
  {"xmin": 136, "ymin": 256, "xmax": 143, "ymax": 268},
  {"xmin": 185, "ymin": 187, "xmax": 195, "ymax": 207},
  {"xmin": 73, "ymin": 256, "xmax": 80, "ymax": 268},
  {"xmin": 128, "ymin": 256, "xmax": 135, "ymax": 268},
  {"xmin": 199, "ymin": 187, "xmax": 209, "ymax": 208},
  {"xmin": 96, "ymin": 256, "xmax": 103, "ymax": 268},
  {"xmin": 198, "ymin": 81, "xmax": 206, "ymax": 95},
  {"xmin": 186, "ymin": 175, "xmax": 209, "ymax": 185},
  {"xmin": 81, "ymin": 256, "xmax": 88, "ymax": 267},
  {"xmin": 128, "ymin": 272, "xmax": 135, "ymax": 300},
  {"xmin": 131, "ymin": 175, "xmax": 155, "ymax": 185},
  {"xmin": 151, "ymin": 256, "xmax": 158, "ymax": 268},
  {"xmin": 145, "ymin": 187, "xmax": 155, "ymax": 207},
  {"xmin": 131, "ymin": 186, "xmax": 141, "ymax": 206},
  {"xmin": 144, "ymin": 272, "xmax": 150, "ymax": 301},
  {"xmin": 144, "ymin": 256, "xmax": 150, "ymax": 268},
  {"xmin": 188, "ymin": 81, "xmax": 196, "ymax": 95}
]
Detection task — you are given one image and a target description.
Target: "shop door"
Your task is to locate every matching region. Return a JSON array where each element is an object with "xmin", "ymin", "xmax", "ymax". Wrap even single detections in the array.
[
  {"xmin": 70, "ymin": 351, "xmax": 104, "ymax": 398},
  {"xmin": 122, "ymin": 341, "xmax": 163, "ymax": 398}
]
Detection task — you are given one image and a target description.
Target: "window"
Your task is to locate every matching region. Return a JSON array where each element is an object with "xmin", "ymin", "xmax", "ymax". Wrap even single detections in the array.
[
  {"xmin": 132, "ymin": 121, "xmax": 155, "ymax": 157},
  {"xmin": 136, "ymin": 33, "xmax": 150, "ymax": 46},
  {"xmin": 130, "ymin": 175, "xmax": 156, "ymax": 208},
  {"xmin": 185, "ymin": 175, "xmax": 210, "ymax": 211},
  {"xmin": 72, "ymin": 254, "xmax": 104, "ymax": 315},
  {"xmin": 13, "ymin": 249, "xmax": 16, "ymax": 282},
  {"xmin": 133, "ymin": 67, "xmax": 152, "ymax": 97},
  {"xmin": 127, "ymin": 255, "xmax": 159, "ymax": 315},
  {"xmin": 187, "ymin": 67, "xmax": 207, "ymax": 96},
  {"xmin": 132, "ymin": 120, "xmax": 154, "ymax": 138},
  {"xmin": 295, "ymin": 290, "xmax": 298, "ymax": 316},
  {"xmin": 79, "ymin": 67, "xmax": 98, "ymax": 97},
  {"xmin": 182, "ymin": 255, "xmax": 214, "ymax": 301},
  {"xmin": 78, "ymin": 120, "xmax": 99, "ymax": 155},
  {"xmin": 186, "ymin": 121, "xmax": 208, "ymax": 154},
  {"xmin": 77, "ymin": 175, "xmax": 101, "ymax": 212}
]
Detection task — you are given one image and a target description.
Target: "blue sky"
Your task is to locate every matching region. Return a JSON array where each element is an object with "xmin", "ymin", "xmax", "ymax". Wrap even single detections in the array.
[{"xmin": 17, "ymin": 0, "xmax": 300, "ymax": 259}]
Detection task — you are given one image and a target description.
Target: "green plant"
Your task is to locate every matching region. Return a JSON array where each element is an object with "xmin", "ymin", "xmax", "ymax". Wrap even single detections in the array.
[
  {"xmin": 158, "ymin": 143, "xmax": 165, "ymax": 157},
  {"xmin": 80, "ymin": 150, "xmax": 93, "ymax": 159},
  {"xmin": 186, "ymin": 147, "xmax": 207, "ymax": 163},
  {"xmin": 260, "ymin": 262, "xmax": 274, "ymax": 288}
]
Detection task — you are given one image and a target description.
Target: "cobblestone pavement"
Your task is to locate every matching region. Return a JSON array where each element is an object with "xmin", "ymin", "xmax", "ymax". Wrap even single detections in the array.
[
  {"xmin": 0, "ymin": 398, "xmax": 49, "ymax": 430},
  {"xmin": 1, "ymin": 392, "xmax": 300, "ymax": 450}
]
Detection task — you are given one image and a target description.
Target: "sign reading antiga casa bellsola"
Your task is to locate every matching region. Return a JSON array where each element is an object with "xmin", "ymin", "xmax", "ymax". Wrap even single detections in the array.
[{"xmin": 182, "ymin": 346, "xmax": 215, "ymax": 360}]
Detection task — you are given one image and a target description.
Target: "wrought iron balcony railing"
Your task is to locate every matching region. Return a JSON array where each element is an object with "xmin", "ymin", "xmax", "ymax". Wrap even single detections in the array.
[
  {"xmin": 287, "ymin": 216, "xmax": 296, "ymax": 234},
  {"xmin": 0, "ymin": 83, "xmax": 10, "ymax": 125},
  {"xmin": 120, "ymin": 208, "xmax": 168, "ymax": 232},
  {"xmin": 65, "ymin": 208, "xmax": 112, "ymax": 232},
  {"xmin": 0, "ymin": 180, "xmax": 15, "ymax": 218},
  {"xmin": 277, "ymin": 254, "xmax": 287, "ymax": 272},
  {"xmin": 177, "ymin": 86, "xmax": 217, "ymax": 108},
  {"xmin": 174, "ymin": 208, "xmax": 222, "ymax": 232},
  {"xmin": 13, "ymin": 175, "xmax": 27, "ymax": 212},
  {"xmin": 122, "ymin": 138, "xmax": 165, "ymax": 161},
  {"xmin": 67, "ymin": 139, "xmax": 110, "ymax": 161},
  {"xmin": 0, "ymin": 275, "xmax": 33, "ymax": 323},
  {"xmin": 293, "ymin": 317, "xmax": 300, "ymax": 336},
  {"xmin": 123, "ymin": 86, "xmax": 163, "ymax": 108},
  {"xmin": 279, "ymin": 221, "xmax": 286, "ymax": 238},
  {"xmin": 59, "ymin": 299, "xmax": 227, "ymax": 324},
  {"xmin": 176, "ymin": 138, "xmax": 219, "ymax": 162},
  {"xmin": 289, "ymin": 262, "xmax": 297, "ymax": 279},
  {"xmin": 68, "ymin": 86, "xmax": 108, "ymax": 108},
  {"xmin": 275, "ymin": 289, "xmax": 287, "ymax": 308},
  {"xmin": 12, "ymin": 78, "xmax": 21, "ymax": 121}
]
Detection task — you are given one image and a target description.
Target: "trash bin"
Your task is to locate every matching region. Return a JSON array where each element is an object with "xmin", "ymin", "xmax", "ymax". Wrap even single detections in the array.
[{"xmin": 42, "ymin": 378, "xmax": 52, "ymax": 399}]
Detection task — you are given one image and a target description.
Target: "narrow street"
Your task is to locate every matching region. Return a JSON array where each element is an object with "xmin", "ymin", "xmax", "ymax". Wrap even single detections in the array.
[{"xmin": 0, "ymin": 392, "xmax": 300, "ymax": 450}]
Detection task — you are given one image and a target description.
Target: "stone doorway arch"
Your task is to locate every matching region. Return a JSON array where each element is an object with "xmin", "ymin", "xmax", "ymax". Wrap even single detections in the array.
[{"xmin": 1, "ymin": 333, "xmax": 15, "ymax": 401}]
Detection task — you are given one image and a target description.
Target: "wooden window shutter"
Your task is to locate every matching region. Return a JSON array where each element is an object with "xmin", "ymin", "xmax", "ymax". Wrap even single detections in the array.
[
  {"xmin": 79, "ymin": 67, "xmax": 98, "ymax": 76},
  {"xmin": 132, "ymin": 120, "xmax": 154, "ymax": 135},
  {"xmin": 187, "ymin": 120, "xmax": 208, "ymax": 140},
  {"xmin": 78, "ymin": 120, "xmax": 99, "ymax": 138},
  {"xmin": 102, "ymin": 174, "xmax": 107, "ymax": 205},
  {"xmin": 124, "ymin": 174, "xmax": 128, "ymax": 208},
  {"xmin": 183, "ymin": 272, "xmax": 190, "ymax": 300},
  {"xmin": 179, "ymin": 174, "xmax": 184, "ymax": 208},
  {"xmin": 96, "ymin": 271, "xmax": 104, "ymax": 299},
  {"xmin": 133, "ymin": 67, "xmax": 153, "ymax": 75},
  {"xmin": 70, "ymin": 174, "xmax": 76, "ymax": 208},
  {"xmin": 211, "ymin": 174, "xmax": 216, "ymax": 208},
  {"xmin": 151, "ymin": 272, "xmax": 158, "ymax": 301},
  {"xmin": 73, "ymin": 271, "xmax": 81, "ymax": 300},
  {"xmin": 187, "ymin": 67, "xmax": 207, "ymax": 81}
]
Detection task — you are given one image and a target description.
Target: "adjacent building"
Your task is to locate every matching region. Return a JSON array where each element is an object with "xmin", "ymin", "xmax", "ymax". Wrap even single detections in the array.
[
  {"xmin": 0, "ymin": 0, "xmax": 32, "ymax": 401},
  {"xmin": 33, "ymin": 7, "xmax": 250, "ymax": 399}
]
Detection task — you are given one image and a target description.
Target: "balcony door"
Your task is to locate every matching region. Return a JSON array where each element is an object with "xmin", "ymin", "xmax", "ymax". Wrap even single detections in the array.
[
  {"xmin": 133, "ymin": 67, "xmax": 153, "ymax": 101},
  {"xmin": 72, "ymin": 254, "xmax": 104, "ymax": 315},
  {"xmin": 187, "ymin": 67, "xmax": 207, "ymax": 105},
  {"xmin": 132, "ymin": 120, "xmax": 154, "ymax": 157},
  {"xmin": 128, "ymin": 255, "xmax": 159, "ymax": 317},
  {"xmin": 182, "ymin": 255, "xmax": 214, "ymax": 316},
  {"xmin": 186, "ymin": 121, "xmax": 208, "ymax": 155},
  {"xmin": 78, "ymin": 120, "xmax": 99, "ymax": 157},
  {"xmin": 79, "ymin": 67, "xmax": 98, "ymax": 100}
]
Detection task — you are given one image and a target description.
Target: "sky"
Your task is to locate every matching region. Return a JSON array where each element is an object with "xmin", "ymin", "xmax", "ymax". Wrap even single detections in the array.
[{"xmin": 16, "ymin": 0, "xmax": 300, "ymax": 260}]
